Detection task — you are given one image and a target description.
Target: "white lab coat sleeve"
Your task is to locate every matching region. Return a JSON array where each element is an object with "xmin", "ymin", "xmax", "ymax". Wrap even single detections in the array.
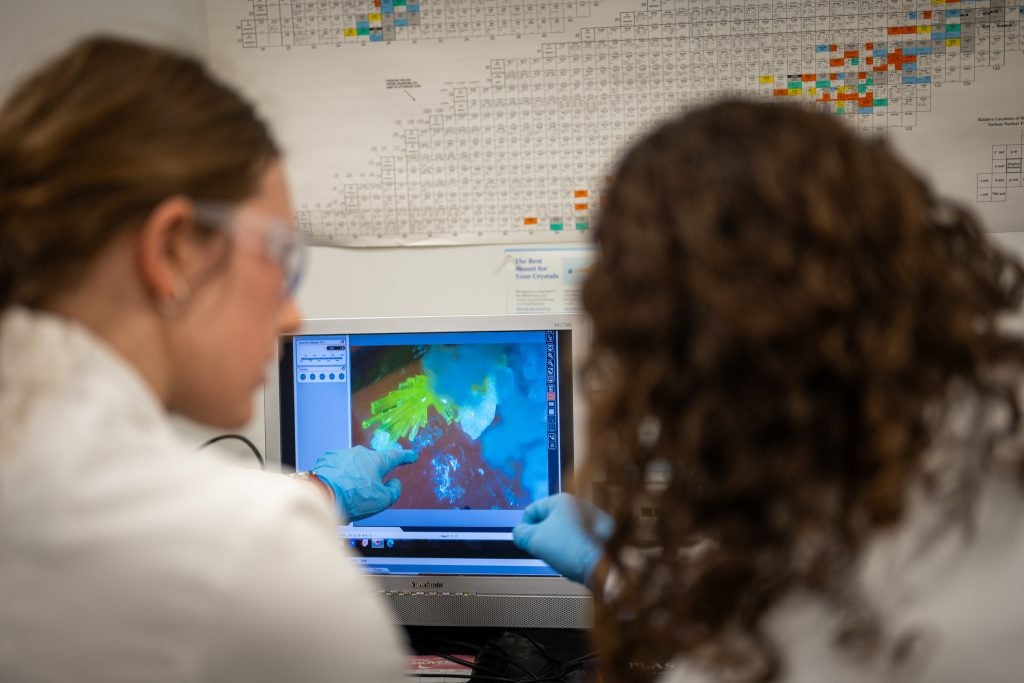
[{"xmin": 194, "ymin": 480, "xmax": 408, "ymax": 683}]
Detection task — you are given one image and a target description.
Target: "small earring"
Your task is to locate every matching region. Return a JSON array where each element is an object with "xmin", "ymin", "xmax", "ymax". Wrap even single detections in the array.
[{"xmin": 157, "ymin": 279, "xmax": 190, "ymax": 318}]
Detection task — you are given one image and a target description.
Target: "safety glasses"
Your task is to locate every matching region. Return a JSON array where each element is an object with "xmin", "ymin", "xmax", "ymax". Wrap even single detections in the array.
[{"xmin": 192, "ymin": 200, "xmax": 307, "ymax": 297}]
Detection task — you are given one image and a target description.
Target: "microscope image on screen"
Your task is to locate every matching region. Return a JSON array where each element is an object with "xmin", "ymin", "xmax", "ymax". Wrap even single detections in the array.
[{"xmin": 349, "ymin": 342, "xmax": 551, "ymax": 510}]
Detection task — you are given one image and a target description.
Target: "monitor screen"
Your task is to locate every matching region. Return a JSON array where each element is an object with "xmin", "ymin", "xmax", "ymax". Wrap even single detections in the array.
[{"xmin": 265, "ymin": 314, "xmax": 592, "ymax": 628}]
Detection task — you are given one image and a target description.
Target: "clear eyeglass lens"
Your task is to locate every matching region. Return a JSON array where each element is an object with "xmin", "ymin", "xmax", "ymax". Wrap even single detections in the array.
[{"xmin": 193, "ymin": 201, "xmax": 306, "ymax": 297}]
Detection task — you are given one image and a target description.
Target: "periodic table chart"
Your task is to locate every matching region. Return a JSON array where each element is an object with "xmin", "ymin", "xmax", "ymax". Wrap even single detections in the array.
[{"xmin": 204, "ymin": 1, "xmax": 1024, "ymax": 246}]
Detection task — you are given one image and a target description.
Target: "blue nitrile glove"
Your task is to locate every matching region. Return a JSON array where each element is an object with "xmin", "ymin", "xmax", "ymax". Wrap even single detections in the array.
[
  {"xmin": 312, "ymin": 446, "xmax": 418, "ymax": 522},
  {"xmin": 512, "ymin": 492, "xmax": 614, "ymax": 586}
]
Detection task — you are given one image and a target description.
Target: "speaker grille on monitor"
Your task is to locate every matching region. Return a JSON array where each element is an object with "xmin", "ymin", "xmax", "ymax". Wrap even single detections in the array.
[{"xmin": 380, "ymin": 592, "xmax": 593, "ymax": 629}]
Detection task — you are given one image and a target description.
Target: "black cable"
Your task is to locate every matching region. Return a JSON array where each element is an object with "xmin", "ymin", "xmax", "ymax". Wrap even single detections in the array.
[
  {"xmin": 511, "ymin": 629, "xmax": 596, "ymax": 683},
  {"xmin": 512, "ymin": 629, "xmax": 558, "ymax": 665},
  {"xmin": 412, "ymin": 636, "xmax": 541, "ymax": 682},
  {"xmin": 406, "ymin": 674, "xmax": 510, "ymax": 682},
  {"xmin": 410, "ymin": 632, "xmax": 590, "ymax": 683},
  {"xmin": 477, "ymin": 638, "xmax": 543, "ymax": 681},
  {"xmin": 564, "ymin": 652, "xmax": 597, "ymax": 668},
  {"xmin": 198, "ymin": 433, "xmax": 265, "ymax": 469},
  {"xmin": 416, "ymin": 647, "xmax": 506, "ymax": 679},
  {"xmin": 410, "ymin": 639, "xmax": 510, "ymax": 680}
]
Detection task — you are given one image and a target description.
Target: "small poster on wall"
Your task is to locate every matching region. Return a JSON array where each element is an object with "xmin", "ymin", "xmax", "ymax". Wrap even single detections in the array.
[{"xmin": 504, "ymin": 247, "xmax": 594, "ymax": 314}]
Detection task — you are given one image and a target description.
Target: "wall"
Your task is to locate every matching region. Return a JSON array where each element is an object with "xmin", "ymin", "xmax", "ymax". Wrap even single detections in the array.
[
  {"xmin": 0, "ymin": 1, "xmax": 206, "ymax": 89},
  {"xmin": 3, "ymin": 1, "xmax": 1024, "ymax": 464}
]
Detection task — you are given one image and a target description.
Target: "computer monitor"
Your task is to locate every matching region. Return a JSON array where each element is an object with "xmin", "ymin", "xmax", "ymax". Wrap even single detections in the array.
[{"xmin": 265, "ymin": 313, "xmax": 592, "ymax": 628}]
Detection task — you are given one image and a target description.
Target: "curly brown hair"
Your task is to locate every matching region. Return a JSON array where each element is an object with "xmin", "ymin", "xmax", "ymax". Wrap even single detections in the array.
[{"xmin": 580, "ymin": 100, "xmax": 1024, "ymax": 682}]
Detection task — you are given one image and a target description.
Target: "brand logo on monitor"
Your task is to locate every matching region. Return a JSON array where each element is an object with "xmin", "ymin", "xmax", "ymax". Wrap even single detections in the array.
[{"xmin": 411, "ymin": 581, "xmax": 444, "ymax": 589}]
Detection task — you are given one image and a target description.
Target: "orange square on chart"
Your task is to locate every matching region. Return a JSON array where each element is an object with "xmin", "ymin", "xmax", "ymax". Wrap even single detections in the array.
[
  {"xmin": 524, "ymin": 217, "xmax": 538, "ymax": 226},
  {"xmin": 773, "ymin": 88, "xmax": 787, "ymax": 96},
  {"xmin": 830, "ymin": 58, "xmax": 844, "ymax": 67},
  {"xmin": 374, "ymin": 0, "xmax": 381, "ymax": 5},
  {"xmin": 802, "ymin": 74, "xmax": 815, "ymax": 81},
  {"xmin": 924, "ymin": 11, "xmax": 932, "ymax": 19},
  {"xmin": 866, "ymin": 57, "xmax": 874, "ymax": 64},
  {"xmin": 866, "ymin": 42, "xmax": 874, "ymax": 50},
  {"xmin": 574, "ymin": 190, "xmax": 589, "ymax": 198},
  {"xmin": 575, "ymin": 203, "xmax": 589, "ymax": 211},
  {"xmin": 830, "ymin": 44, "xmax": 837, "ymax": 51}
]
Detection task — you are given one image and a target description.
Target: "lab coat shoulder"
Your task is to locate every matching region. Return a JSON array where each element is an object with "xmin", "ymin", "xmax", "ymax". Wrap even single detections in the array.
[
  {"xmin": 0, "ymin": 306, "xmax": 408, "ymax": 682},
  {"xmin": 654, "ymin": 472, "xmax": 1024, "ymax": 683},
  {"xmin": 188, "ymin": 465, "xmax": 409, "ymax": 683}
]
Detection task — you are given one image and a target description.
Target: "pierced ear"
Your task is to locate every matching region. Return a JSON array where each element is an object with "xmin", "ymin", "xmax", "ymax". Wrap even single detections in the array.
[{"xmin": 136, "ymin": 195, "xmax": 196, "ymax": 307}]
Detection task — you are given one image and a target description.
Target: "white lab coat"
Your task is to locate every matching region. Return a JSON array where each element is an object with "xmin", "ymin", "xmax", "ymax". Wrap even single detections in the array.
[
  {"xmin": 0, "ymin": 307, "xmax": 407, "ymax": 683},
  {"xmin": 662, "ymin": 430, "xmax": 1024, "ymax": 682}
]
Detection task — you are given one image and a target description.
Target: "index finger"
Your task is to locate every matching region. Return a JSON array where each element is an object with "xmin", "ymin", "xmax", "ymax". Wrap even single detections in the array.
[{"xmin": 378, "ymin": 448, "xmax": 418, "ymax": 475}]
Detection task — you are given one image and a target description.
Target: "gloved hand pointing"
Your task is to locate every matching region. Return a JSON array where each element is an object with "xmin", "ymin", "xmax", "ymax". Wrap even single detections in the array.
[
  {"xmin": 512, "ymin": 492, "xmax": 614, "ymax": 586},
  {"xmin": 312, "ymin": 446, "xmax": 418, "ymax": 522}
]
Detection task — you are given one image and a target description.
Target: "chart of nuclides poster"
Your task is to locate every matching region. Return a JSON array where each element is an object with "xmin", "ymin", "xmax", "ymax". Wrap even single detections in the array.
[{"xmin": 204, "ymin": 1, "xmax": 1024, "ymax": 247}]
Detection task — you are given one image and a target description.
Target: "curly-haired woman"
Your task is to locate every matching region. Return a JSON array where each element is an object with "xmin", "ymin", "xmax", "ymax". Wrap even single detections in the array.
[{"xmin": 514, "ymin": 100, "xmax": 1024, "ymax": 682}]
